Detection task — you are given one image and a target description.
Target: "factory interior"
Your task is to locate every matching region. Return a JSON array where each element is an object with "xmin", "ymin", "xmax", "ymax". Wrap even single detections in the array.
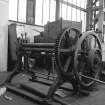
[{"xmin": 1, "ymin": 0, "xmax": 105, "ymax": 105}]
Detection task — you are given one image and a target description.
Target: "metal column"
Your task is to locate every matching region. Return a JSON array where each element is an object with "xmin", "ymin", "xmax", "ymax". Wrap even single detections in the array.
[{"xmin": 55, "ymin": 0, "xmax": 60, "ymax": 20}]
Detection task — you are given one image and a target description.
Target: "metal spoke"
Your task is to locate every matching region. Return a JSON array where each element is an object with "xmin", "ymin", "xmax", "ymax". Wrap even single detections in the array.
[
  {"xmin": 59, "ymin": 48, "xmax": 71, "ymax": 53},
  {"xmin": 63, "ymin": 57, "xmax": 71, "ymax": 72},
  {"xmin": 59, "ymin": 46, "xmax": 76, "ymax": 53},
  {"xmin": 77, "ymin": 49, "xmax": 88, "ymax": 55},
  {"xmin": 65, "ymin": 31, "xmax": 72, "ymax": 46},
  {"xmin": 55, "ymin": 28, "xmax": 81, "ymax": 74}
]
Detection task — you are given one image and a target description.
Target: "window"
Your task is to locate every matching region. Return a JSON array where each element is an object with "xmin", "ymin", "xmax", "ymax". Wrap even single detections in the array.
[
  {"xmin": 18, "ymin": 0, "xmax": 27, "ymax": 22},
  {"xmin": 76, "ymin": 9, "xmax": 81, "ymax": 22},
  {"xmin": 49, "ymin": 0, "xmax": 56, "ymax": 22},
  {"xmin": 66, "ymin": 0, "xmax": 72, "ymax": 4},
  {"xmin": 9, "ymin": 0, "xmax": 18, "ymax": 21},
  {"xmin": 67, "ymin": 6, "xmax": 72, "ymax": 20},
  {"xmin": 9, "ymin": 0, "xmax": 56, "ymax": 26},
  {"xmin": 60, "ymin": 3, "xmax": 67, "ymax": 20},
  {"xmin": 76, "ymin": 0, "xmax": 81, "ymax": 7},
  {"xmin": 60, "ymin": 0, "xmax": 87, "ymax": 31},
  {"xmin": 81, "ymin": 11, "xmax": 86, "ymax": 32},
  {"xmin": 71, "ymin": 7, "xmax": 76, "ymax": 21},
  {"xmin": 9, "ymin": 0, "xmax": 86, "ymax": 29},
  {"xmin": 9, "ymin": 0, "xmax": 27, "ymax": 22},
  {"xmin": 81, "ymin": 0, "xmax": 87, "ymax": 9},
  {"xmin": 35, "ymin": 0, "xmax": 43, "ymax": 25},
  {"xmin": 43, "ymin": 0, "xmax": 50, "ymax": 25},
  {"xmin": 35, "ymin": 0, "xmax": 56, "ymax": 26},
  {"xmin": 72, "ymin": 0, "xmax": 77, "ymax": 6},
  {"xmin": 63, "ymin": 0, "xmax": 87, "ymax": 9}
]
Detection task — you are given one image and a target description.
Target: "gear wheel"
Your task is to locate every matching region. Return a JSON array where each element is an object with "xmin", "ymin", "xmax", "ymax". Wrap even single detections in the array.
[
  {"xmin": 74, "ymin": 31, "xmax": 102, "ymax": 87},
  {"xmin": 55, "ymin": 28, "xmax": 81, "ymax": 74}
]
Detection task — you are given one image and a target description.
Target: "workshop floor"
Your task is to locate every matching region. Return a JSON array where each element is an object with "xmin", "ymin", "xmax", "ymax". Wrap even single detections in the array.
[
  {"xmin": 20, "ymin": 78, "xmax": 105, "ymax": 105},
  {"xmin": 57, "ymin": 84, "xmax": 105, "ymax": 105},
  {"xmin": 0, "ymin": 72, "xmax": 104, "ymax": 105},
  {"xmin": 0, "ymin": 91, "xmax": 38, "ymax": 105}
]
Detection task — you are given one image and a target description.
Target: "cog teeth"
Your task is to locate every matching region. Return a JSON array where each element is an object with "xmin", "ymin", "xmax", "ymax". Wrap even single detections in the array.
[{"xmin": 55, "ymin": 29, "xmax": 65, "ymax": 73}]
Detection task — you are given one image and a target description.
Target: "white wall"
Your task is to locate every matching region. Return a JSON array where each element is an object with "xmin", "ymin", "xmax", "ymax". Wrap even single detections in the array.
[{"xmin": 0, "ymin": 0, "xmax": 8, "ymax": 71}]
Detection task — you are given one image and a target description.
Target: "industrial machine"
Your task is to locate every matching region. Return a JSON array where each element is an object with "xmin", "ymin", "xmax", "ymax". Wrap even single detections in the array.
[{"xmin": 6, "ymin": 20, "xmax": 102, "ymax": 104}]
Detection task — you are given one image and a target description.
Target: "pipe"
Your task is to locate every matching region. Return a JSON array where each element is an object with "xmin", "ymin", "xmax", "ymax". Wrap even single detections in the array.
[{"xmin": 79, "ymin": 74, "xmax": 105, "ymax": 84}]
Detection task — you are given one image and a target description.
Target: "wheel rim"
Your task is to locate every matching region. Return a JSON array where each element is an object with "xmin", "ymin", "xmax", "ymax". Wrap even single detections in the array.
[
  {"xmin": 74, "ymin": 31, "xmax": 102, "ymax": 87},
  {"xmin": 55, "ymin": 28, "xmax": 81, "ymax": 74}
]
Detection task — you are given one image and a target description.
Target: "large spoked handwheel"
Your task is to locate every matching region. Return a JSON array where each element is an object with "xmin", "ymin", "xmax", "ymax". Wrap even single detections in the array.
[
  {"xmin": 55, "ymin": 28, "xmax": 81, "ymax": 74},
  {"xmin": 74, "ymin": 31, "xmax": 102, "ymax": 87}
]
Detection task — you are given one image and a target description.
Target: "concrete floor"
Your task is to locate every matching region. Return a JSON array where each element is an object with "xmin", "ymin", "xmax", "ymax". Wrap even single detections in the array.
[
  {"xmin": 21, "ymin": 77, "xmax": 105, "ymax": 105},
  {"xmin": 56, "ymin": 84, "xmax": 105, "ymax": 105},
  {"xmin": 0, "ymin": 72, "xmax": 105, "ymax": 105},
  {"xmin": 5, "ymin": 72, "xmax": 105, "ymax": 105}
]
